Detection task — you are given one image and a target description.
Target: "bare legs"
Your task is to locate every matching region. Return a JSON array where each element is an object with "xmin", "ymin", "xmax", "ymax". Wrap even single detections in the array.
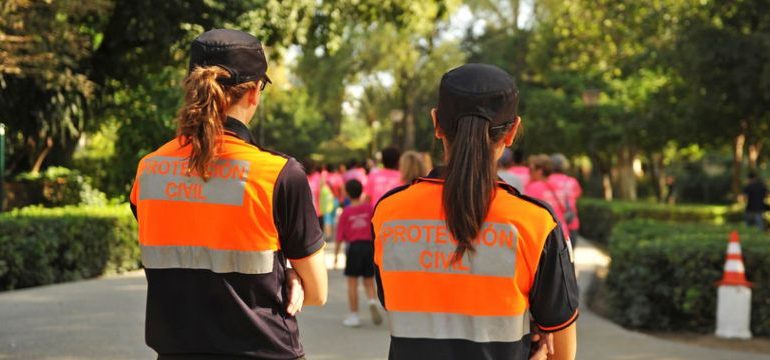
[{"xmin": 347, "ymin": 277, "xmax": 359, "ymax": 312}]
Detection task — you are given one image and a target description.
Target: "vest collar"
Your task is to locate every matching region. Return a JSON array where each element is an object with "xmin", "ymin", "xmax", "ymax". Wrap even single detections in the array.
[{"xmin": 223, "ymin": 116, "xmax": 258, "ymax": 146}]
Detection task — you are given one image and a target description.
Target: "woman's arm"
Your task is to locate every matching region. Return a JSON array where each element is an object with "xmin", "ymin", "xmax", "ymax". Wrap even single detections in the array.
[
  {"xmin": 272, "ymin": 158, "xmax": 329, "ymax": 307},
  {"xmin": 290, "ymin": 249, "xmax": 328, "ymax": 306},
  {"xmin": 549, "ymin": 322, "xmax": 576, "ymax": 360}
]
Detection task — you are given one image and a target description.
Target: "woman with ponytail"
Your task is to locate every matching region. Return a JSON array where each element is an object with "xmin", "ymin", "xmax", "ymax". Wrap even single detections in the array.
[
  {"xmin": 129, "ymin": 29, "xmax": 326, "ymax": 360},
  {"xmin": 372, "ymin": 64, "xmax": 578, "ymax": 360}
]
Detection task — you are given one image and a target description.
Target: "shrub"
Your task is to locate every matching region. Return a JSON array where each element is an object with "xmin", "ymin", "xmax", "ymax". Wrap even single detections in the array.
[
  {"xmin": 577, "ymin": 198, "xmax": 743, "ymax": 245},
  {"xmin": 606, "ymin": 219, "xmax": 770, "ymax": 335},
  {"xmin": 576, "ymin": 199, "xmax": 616, "ymax": 246},
  {"xmin": 0, "ymin": 205, "xmax": 139, "ymax": 290},
  {"xmin": 13, "ymin": 167, "xmax": 107, "ymax": 208}
]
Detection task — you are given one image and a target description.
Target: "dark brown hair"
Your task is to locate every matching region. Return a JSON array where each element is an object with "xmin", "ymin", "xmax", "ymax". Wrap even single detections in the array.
[
  {"xmin": 436, "ymin": 64, "xmax": 519, "ymax": 263},
  {"xmin": 442, "ymin": 117, "xmax": 514, "ymax": 262},
  {"xmin": 177, "ymin": 66, "xmax": 258, "ymax": 180}
]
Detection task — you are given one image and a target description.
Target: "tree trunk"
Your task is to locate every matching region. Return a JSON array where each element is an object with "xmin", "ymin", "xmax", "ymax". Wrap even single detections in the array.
[
  {"xmin": 31, "ymin": 136, "xmax": 54, "ymax": 173},
  {"xmin": 588, "ymin": 152, "xmax": 613, "ymax": 199},
  {"xmin": 616, "ymin": 146, "xmax": 637, "ymax": 200},
  {"xmin": 391, "ymin": 120, "xmax": 402, "ymax": 149},
  {"xmin": 748, "ymin": 143, "xmax": 761, "ymax": 172},
  {"xmin": 648, "ymin": 152, "xmax": 666, "ymax": 202},
  {"xmin": 602, "ymin": 174, "xmax": 613, "ymax": 201},
  {"xmin": 403, "ymin": 107, "xmax": 415, "ymax": 151},
  {"xmin": 731, "ymin": 130, "xmax": 746, "ymax": 199}
]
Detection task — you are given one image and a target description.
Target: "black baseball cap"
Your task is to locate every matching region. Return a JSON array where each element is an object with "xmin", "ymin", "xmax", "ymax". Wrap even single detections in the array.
[
  {"xmin": 437, "ymin": 63, "xmax": 519, "ymax": 135},
  {"xmin": 188, "ymin": 29, "xmax": 271, "ymax": 86}
]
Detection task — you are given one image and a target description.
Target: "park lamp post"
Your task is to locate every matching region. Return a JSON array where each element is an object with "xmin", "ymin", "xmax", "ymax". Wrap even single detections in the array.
[
  {"xmin": 389, "ymin": 109, "xmax": 404, "ymax": 147},
  {"xmin": 582, "ymin": 89, "xmax": 600, "ymax": 107},
  {"xmin": 0, "ymin": 123, "xmax": 5, "ymax": 213}
]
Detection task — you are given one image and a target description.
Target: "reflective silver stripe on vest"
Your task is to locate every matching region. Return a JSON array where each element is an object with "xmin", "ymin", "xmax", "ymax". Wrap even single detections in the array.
[
  {"xmin": 138, "ymin": 156, "xmax": 250, "ymax": 206},
  {"xmin": 141, "ymin": 245, "xmax": 275, "ymax": 274},
  {"xmin": 380, "ymin": 220, "xmax": 518, "ymax": 277},
  {"xmin": 389, "ymin": 311, "xmax": 530, "ymax": 343}
]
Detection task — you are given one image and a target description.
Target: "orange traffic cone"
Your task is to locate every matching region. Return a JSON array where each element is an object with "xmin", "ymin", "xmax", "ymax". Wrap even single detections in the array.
[
  {"xmin": 715, "ymin": 230, "xmax": 753, "ymax": 339},
  {"xmin": 717, "ymin": 231, "xmax": 753, "ymax": 287}
]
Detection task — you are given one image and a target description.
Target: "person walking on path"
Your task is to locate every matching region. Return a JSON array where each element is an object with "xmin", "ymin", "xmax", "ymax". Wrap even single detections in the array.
[
  {"xmin": 129, "ymin": 29, "xmax": 327, "ymax": 360},
  {"xmin": 306, "ymin": 161, "xmax": 324, "ymax": 226},
  {"xmin": 548, "ymin": 153, "xmax": 582, "ymax": 244},
  {"xmin": 508, "ymin": 149, "xmax": 531, "ymax": 190},
  {"xmin": 498, "ymin": 148, "xmax": 525, "ymax": 191},
  {"xmin": 399, "ymin": 150, "xmax": 428, "ymax": 185},
  {"xmin": 344, "ymin": 159, "xmax": 368, "ymax": 188},
  {"xmin": 319, "ymin": 169, "xmax": 338, "ymax": 242},
  {"xmin": 365, "ymin": 147, "xmax": 403, "ymax": 204},
  {"xmin": 335, "ymin": 179, "xmax": 383, "ymax": 327},
  {"xmin": 372, "ymin": 64, "xmax": 578, "ymax": 360},
  {"xmin": 525, "ymin": 154, "xmax": 570, "ymax": 240},
  {"xmin": 743, "ymin": 171, "xmax": 768, "ymax": 230}
]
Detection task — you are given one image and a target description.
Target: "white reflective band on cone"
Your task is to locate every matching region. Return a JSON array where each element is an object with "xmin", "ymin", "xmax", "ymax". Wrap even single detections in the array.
[
  {"xmin": 727, "ymin": 242, "xmax": 742, "ymax": 255},
  {"xmin": 724, "ymin": 259, "xmax": 745, "ymax": 273}
]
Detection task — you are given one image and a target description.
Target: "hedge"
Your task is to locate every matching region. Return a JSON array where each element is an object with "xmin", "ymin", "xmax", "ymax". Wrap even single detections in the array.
[
  {"xmin": 11, "ymin": 166, "xmax": 107, "ymax": 209},
  {"xmin": 606, "ymin": 219, "xmax": 770, "ymax": 335},
  {"xmin": 577, "ymin": 198, "xmax": 743, "ymax": 246},
  {"xmin": 0, "ymin": 205, "xmax": 140, "ymax": 290}
]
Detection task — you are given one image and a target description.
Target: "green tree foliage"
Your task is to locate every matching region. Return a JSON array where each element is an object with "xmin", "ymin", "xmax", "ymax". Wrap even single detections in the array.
[
  {"xmin": 5, "ymin": 0, "xmax": 768, "ymax": 202},
  {"xmin": 0, "ymin": 0, "xmax": 111, "ymax": 174},
  {"xmin": 295, "ymin": 1, "xmax": 464, "ymax": 151},
  {"xmin": 675, "ymin": 0, "xmax": 770, "ymax": 193},
  {"xmin": 466, "ymin": 0, "xmax": 769, "ymax": 200},
  {"xmin": 258, "ymin": 83, "xmax": 330, "ymax": 162}
]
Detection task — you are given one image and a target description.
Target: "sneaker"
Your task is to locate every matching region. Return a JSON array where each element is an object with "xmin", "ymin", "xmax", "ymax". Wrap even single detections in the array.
[
  {"xmin": 369, "ymin": 302, "xmax": 383, "ymax": 326},
  {"xmin": 343, "ymin": 313, "xmax": 361, "ymax": 327}
]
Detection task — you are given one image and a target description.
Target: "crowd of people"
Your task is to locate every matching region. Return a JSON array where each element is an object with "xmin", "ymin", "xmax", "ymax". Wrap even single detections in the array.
[{"xmin": 306, "ymin": 146, "xmax": 584, "ymax": 328}]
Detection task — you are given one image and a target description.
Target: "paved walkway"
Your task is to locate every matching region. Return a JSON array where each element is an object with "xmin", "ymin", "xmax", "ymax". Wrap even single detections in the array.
[{"xmin": 0, "ymin": 241, "xmax": 767, "ymax": 359}]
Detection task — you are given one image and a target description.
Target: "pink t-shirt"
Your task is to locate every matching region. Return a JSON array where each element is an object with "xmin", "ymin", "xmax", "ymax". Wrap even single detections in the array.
[
  {"xmin": 307, "ymin": 172, "xmax": 322, "ymax": 216},
  {"xmin": 365, "ymin": 168, "xmax": 403, "ymax": 204},
  {"xmin": 524, "ymin": 180, "xmax": 569, "ymax": 239},
  {"xmin": 508, "ymin": 166, "xmax": 531, "ymax": 189},
  {"xmin": 343, "ymin": 168, "xmax": 368, "ymax": 188},
  {"xmin": 548, "ymin": 173, "xmax": 583, "ymax": 230},
  {"xmin": 327, "ymin": 172, "xmax": 345, "ymax": 200},
  {"xmin": 336, "ymin": 203, "xmax": 373, "ymax": 243}
]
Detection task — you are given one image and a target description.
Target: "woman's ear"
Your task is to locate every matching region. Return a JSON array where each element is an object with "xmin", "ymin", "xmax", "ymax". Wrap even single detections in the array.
[
  {"xmin": 431, "ymin": 108, "xmax": 444, "ymax": 139},
  {"xmin": 503, "ymin": 116, "xmax": 521, "ymax": 146},
  {"xmin": 248, "ymin": 87, "xmax": 260, "ymax": 106}
]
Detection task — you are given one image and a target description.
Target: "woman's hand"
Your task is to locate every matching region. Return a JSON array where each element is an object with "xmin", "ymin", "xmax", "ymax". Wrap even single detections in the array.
[
  {"xmin": 285, "ymin": 269, "xmax": 304, "ymax": 316},
  {"xmin": 529, "ymin": 331, "xmax": 554, "ymax": 360}
]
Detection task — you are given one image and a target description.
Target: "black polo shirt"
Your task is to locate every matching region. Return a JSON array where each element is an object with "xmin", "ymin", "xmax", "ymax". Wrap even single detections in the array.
[
  {"xmin": 374, "ymin": 169, "xmax": 579, "ymax": 360},
  {"xmin": 131, "ymin": 118, "xmax": 324, "ymax": 360}
]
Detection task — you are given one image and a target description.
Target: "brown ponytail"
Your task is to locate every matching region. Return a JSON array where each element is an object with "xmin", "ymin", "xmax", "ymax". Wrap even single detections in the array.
[
  {"xmin": 177, "ymin": 66, "xmax": 259, "ymax": 180},
  {"xmin": 443, "ymin": 117, "xmax": 512, "ymax": 263}
]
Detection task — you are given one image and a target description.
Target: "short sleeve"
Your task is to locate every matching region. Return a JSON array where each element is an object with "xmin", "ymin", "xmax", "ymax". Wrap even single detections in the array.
[
  {"xmin": 129, "ymin": 165, "xmax": 141, "ymax": 220},
  {"xmin": 529, "ymin": 225, "xmax": 579, "ymax": 332},
  {"xmin": 273, "ymin": 158, "xmax": 325, "ymax": 259}
]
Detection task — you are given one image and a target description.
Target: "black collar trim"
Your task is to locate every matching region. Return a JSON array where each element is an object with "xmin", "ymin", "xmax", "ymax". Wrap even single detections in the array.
[{"xmin": 223, "ymin": 117, "xmax": 258, "ymax": 146}]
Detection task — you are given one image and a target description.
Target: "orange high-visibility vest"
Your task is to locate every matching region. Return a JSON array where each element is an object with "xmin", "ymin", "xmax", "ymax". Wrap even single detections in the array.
[
  {"xmin": 131, "ymin": 136, "xmax": 287, "ymax": 271},
  {"xmin": 373, "ymin": 176, "xmax": 577, "ymax": 351}
]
